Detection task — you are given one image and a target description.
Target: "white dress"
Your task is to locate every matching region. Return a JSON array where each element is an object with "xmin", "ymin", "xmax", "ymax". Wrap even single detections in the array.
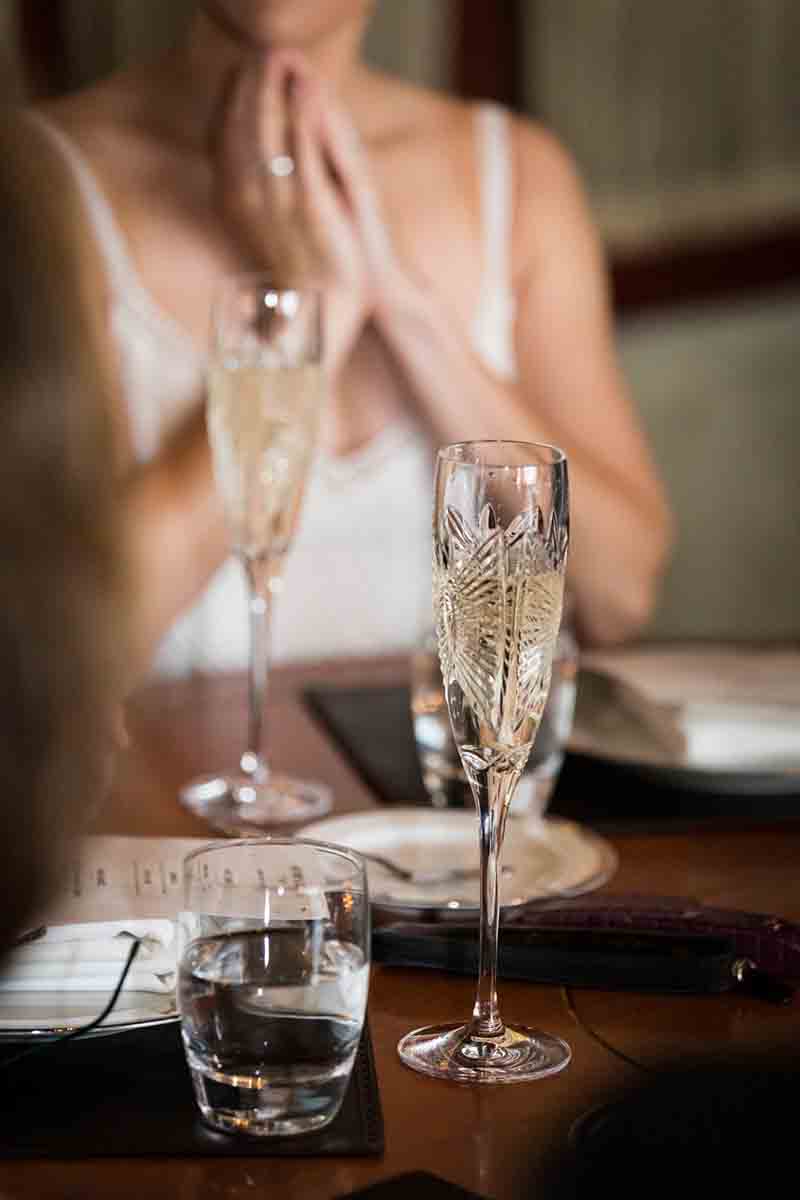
[{"xmin": 33, "ymin": 105, "xmax": 517, "ymax": 674}]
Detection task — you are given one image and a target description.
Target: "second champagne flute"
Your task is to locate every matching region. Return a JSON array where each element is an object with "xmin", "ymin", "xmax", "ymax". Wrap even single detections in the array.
[
  {"xmin": 181, "ymin": 278, "xmax": 331, "ymax": 830},
  {"xmin": 399, "ymin": 440, "xmax": 572, "ymax": 1082}
]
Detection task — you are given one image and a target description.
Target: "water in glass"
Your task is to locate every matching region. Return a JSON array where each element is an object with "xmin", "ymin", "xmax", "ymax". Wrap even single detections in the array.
[
  {"xmin": 180, "ymin": 926, "xmax": 368, "ymax": 1136},
  {"xmin": 179, "ymin": 839, "xmax": 369, "ymax": 1136}
]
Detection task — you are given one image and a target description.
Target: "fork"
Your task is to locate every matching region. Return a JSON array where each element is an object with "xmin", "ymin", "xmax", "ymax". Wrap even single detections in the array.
[{"xmin": 356, "ymin": 851, "xmax": 512, "ymax": 887}]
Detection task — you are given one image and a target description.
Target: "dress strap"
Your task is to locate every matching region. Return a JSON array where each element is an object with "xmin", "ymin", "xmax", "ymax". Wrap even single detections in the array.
[
  {"xmin": 471, "ymin": 103, "xmax": 516, "ymax": 380},
  {"xmin": 475, "ymin": 103, "xmax": 513, "ymax": 300},
  {"xmin": 25, "ymin": 110, "xmax": 137, "ymax": 295}
]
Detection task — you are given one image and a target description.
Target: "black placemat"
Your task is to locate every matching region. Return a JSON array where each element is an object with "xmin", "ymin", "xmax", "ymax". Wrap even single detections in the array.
[
  {"xmin": 304, "ymin": 683, "xmax": 800, "ymax": 831},
  {"xmin": 0, "ymin": 1020, "xmax": 383, "ymax": 1158}
]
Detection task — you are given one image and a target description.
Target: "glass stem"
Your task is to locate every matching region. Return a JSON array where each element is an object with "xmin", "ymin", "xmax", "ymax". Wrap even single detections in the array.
[
  {"xmin": 467, "ymin": 755, "xmax": 520, "ymax": 1041},
  {"xmin": 241, "ymin": 556, "xmax": 273, "ymax": 784}
]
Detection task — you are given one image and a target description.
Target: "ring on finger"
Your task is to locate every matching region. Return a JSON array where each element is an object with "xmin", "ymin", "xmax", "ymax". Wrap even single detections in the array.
[{"xmin": 264, "ymin": 153, "xmax": 295, "ymax": 178}]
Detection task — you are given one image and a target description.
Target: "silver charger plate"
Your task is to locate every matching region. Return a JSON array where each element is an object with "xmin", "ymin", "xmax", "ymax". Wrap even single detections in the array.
[
  {"xmin": 0, "ymin": 991, "xmax": 179, "ymax": 1042},
  {"xmin": 303, "ymin": 808, "xmax": 617, "ymax": 913},
  {"xmin": 571, "ymin": 645, "xmax": 800, "ymax": 795}
]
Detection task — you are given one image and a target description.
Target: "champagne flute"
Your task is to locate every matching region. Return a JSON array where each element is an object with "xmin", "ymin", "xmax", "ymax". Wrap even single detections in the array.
[
  {"xmin": 398, "ymin": 440, "xmax": 571, "ymax": 1082},
  {"xmin": 180, "ymin": 278, "xmax": 331, "ymax": 830}
]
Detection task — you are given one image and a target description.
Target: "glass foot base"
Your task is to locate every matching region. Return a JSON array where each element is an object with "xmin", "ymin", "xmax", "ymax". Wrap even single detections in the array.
[
  {"xmin": 397, "ymin": 1021, "xmax": 571, "ymax": 1084},
  {"xmin": 179, "ymin": 771, "xmax": 332, "ymax": 833},
  {"xmin": 199, "ymin": 1105, "xmax": 333, "ymax": 1138}
]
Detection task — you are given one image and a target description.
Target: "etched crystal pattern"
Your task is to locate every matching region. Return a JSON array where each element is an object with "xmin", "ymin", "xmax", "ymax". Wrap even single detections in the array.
[{"xmin": 435, "ymin": 504, "xmax": 566, "ymax": 753}]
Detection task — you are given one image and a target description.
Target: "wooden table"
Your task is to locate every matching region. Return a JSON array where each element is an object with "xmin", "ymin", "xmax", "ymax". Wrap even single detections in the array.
[{"xmin": 3, "ymin": 657, "xmax": 799, "ymax": 1199}]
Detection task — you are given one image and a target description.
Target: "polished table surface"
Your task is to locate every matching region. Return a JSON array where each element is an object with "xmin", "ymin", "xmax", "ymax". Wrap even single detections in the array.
[{"xmin": 3, "ymin": 655, "xmax": 799, "ymax": 1199}]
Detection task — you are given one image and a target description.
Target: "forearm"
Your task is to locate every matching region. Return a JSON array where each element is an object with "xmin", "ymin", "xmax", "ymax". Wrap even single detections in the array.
[
  {"xmin": 374, "ymin": 274, "xmax": 672, "ymax": 645},
  {"xmin": 557, "ymin": 459, "xmax": 673, "ymax": 648},
  {"xmin": 123, "ymin": 410, "xmax": 228, "ymax": 681}
]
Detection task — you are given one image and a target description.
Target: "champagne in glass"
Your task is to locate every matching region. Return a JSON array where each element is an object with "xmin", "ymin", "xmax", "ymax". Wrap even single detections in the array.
[
  {"xmin": 207, "ymin": 361, "xmax": 321, "ymax": 567},
  {"xmin": 180, "ymin": 280, "xmax": 331, "ymax": 830},
  {"xmin": 398, "ymin": 440, "xmax": 571, "ymax": 1082}
]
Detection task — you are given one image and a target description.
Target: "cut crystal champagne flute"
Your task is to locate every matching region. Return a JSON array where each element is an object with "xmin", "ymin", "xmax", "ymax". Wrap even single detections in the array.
[
  {"xmin": 398, "ymin": 440, "xmax": 571, "ymax": 1082},
  {"xmin": 180, "ymin": 278, "xmax": 331, "ymax": 830}
]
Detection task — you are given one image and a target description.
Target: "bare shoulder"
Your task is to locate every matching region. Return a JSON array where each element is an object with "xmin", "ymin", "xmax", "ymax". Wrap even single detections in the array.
[
  {"xmin": 508, "ymin": 113, "xmax": 604, "ymax": 277},
  {"xmin": 35, "ymin": 69, "xmax": 151, "ymax": 164},
  {"xmin": 511, "ymin": 114, "xmax": 583, "ymax": 189},
  {"xmin": 373, "ymin": 78, "xmax": 586, "ymax": 192}
]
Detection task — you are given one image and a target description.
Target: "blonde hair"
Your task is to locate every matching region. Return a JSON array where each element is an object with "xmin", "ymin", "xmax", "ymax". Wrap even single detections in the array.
[{"xmin": 0, "ymin": 114, "xmax": 123, "ymax": 945}]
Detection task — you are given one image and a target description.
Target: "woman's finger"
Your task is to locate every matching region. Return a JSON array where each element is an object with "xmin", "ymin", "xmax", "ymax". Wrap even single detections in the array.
[
  {"xmin": 316, "ymin": 92, "xmax": 368, "ymax": 198},
  {"xmin": 215, "ymin": 57, "xmax": 266, "ymax": 224},
  {"xmin": 259, "ymin": 53, "xmax": 296, "ymax": 217},
  {"xmin": 259, "ymin": 51, "xmax": 309, "ymax": 163},
  {"xmin": 293, "ymin": 80, "xmax": 353, "ymax": 274},
  {"xmin": 316, "ymin": 92, "xmax": 392, "ymax": 263}
]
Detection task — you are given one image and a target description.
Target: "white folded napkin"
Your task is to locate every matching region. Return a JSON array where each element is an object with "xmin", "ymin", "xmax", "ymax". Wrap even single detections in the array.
[
  {"xmin": 571, "ymin": 667, "xmax": 687, "ymax": 764},
  {"xmin": 0, "ymin": 920, "xmax": 176, "ymax": 994},
  {"xmin": 682, "ymin": 702, "xmax": 800, "ymax": 770}
]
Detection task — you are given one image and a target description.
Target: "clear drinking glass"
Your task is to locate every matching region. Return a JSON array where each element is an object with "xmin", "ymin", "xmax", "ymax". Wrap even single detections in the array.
[
  {"xmin": 398, "ymin": 440, "xmax": 572, "ymax": 1082},
  {"xmin": 180, "ymin": 279, "xmax": 331, "ymax": 830},
  {"xmin": 178, "ymin": 838, "xmax": 369, "ymax": 1137}
]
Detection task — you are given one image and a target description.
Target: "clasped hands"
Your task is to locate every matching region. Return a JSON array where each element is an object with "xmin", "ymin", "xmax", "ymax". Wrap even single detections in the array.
[{"xmin": 215, "ymin": 50, "xmax": 401, "ymax": 375}]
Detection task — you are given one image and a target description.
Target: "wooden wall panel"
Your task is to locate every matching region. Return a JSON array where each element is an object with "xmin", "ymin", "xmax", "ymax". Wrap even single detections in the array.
[
  {"xmin": 454, "ymin": 0, "xmax": 522, "ymax": 107},
  {"xmin": 16, "ymin": 0, "xmax": 70, "ymax": 98}
]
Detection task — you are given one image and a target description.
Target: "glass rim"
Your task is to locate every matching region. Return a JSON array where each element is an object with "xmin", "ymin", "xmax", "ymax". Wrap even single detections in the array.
[
  {"xmin": 182, "ymin": 836, "xmax": 367, "ymax": 882},
  {"xmin": 212, "ymin": 273, "xmax": 322, "ymax": 303},
  {"xmin": 436, "ymin": 439, "xmax": 566, "ymax": 469},
  {"xmin": 209, "ymin": 276, "xmax": 323, "ymax": 361}
]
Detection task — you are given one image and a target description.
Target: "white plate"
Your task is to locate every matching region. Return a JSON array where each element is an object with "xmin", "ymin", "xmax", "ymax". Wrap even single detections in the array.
[
  {"xmin": 572, "ymin": 646, "xmax": 800, "ymax": 793},
  {"xmin": 0, "ymin": 991, "xmax": 178, "ymax": 1042},
  {"xmin": 303, "ymin": 809, "xmax": 617, "ymax": 912}
]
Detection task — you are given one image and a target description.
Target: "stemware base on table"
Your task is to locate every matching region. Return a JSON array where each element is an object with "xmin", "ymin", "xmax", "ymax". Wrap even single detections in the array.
[
  {"xmin": 397, "ymin": 1020, "xmax": 571, "ymax": 1083},
  {"xmin": 179, "ymin": 771, "xmax": 331, "ymax": 833}
]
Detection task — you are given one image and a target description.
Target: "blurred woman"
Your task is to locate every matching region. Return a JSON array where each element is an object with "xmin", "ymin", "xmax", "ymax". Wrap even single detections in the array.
[
  {"xmin": 32, "ymin": 0, "xmax": 673, "ymax": 675},
  {"xmin": 0, "ymin": 113, "xmax": 123, "ymax": 947}
]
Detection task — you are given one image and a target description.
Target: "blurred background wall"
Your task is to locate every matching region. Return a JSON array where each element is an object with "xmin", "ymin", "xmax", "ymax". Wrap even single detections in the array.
[
  {"xmin": 527, "ymin": 0, "xmax": 800, "ymax": 251},
  {"xmin": 5, "ymin": 0, "xmax": 799, "ymax": 642}
]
